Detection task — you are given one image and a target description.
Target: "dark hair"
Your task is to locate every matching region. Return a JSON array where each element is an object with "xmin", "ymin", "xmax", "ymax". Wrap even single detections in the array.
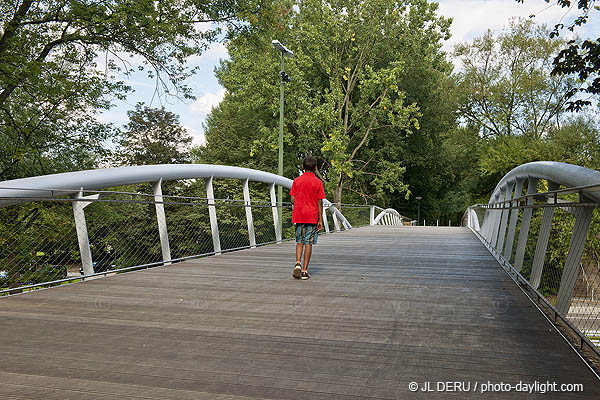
[{"xmin": 302, "ymin": 156, "xmax": 317, "ymax": 171}]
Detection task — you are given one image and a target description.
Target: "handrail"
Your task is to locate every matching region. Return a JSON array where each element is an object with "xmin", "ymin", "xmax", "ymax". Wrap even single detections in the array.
[
  {"xmin": 0, "ymin": 164, "xmax": 352, "ymax": 230},
  {"xmin": 490, "ymin": 161, "xmax": 600, "ymax": 203}
]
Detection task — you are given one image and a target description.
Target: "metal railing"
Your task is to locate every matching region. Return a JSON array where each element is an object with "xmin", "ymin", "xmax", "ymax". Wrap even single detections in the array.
[
  {"xmin": 0, "ymin": 188, "xmax": 371, "ymax": 295},
  {"xmin": 463, "ymin": 161, "xmax": 600, "ymax": 359},
  {"xmin": 0, "ymin": 165, "xmax": 406, "ymax": 295}
]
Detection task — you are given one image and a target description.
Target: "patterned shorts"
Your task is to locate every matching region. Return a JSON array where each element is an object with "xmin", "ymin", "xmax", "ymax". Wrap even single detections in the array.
[{"xmin": 295, "ymin": 223, "xmax": 318, "ymax": 245}]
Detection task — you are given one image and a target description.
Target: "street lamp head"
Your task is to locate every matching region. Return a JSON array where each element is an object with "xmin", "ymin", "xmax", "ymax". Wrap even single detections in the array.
[
  {"xmin": 416, "ymin": 196, "xmax": 422, "ymax": 200},
  {"xmin": 272, "ymin": 40, "xmax": 294, "ymax": 57}
]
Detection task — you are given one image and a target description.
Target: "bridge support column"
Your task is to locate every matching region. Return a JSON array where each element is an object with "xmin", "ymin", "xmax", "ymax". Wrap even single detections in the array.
[
  {"xmin": 71, "ymin": 189, "xmax": 100, "ymax": 276},
  {"xmin": 555, "ymin": 204, "xmax": 593, "ymax": 315},
  {"xmin": 515, "ymin": 178, "xmax": 539, "ymax": 271},
  {"xmin": 503, "ymin": 178, "xmax": 524, "ymax": 261},
  {"xmin": 530, "ymin": 181, "xmax": 559, "ymax": 288},
  {"xmin": 496, "ymin": 181, "xmax": 515, "ymax": 252},
  {"xmin": 370, "ymin": 206, "xmax": 375, "ymax": 225},
  {"xmin": 242, "ymin": 179, "xmax": 256, "ymax": 248},
  {"xmin": 205, "ymin": 176, "xmax": 221, "ymax": 255},
  {"xmin": 270, "ymin": 183, "xmax": 282, "ymax": 242},
  {"xmin": 152, "ymin": 179, "xmax": 171, "ymax": 265},
  {"xmin": 323, "ymin": 206, "xmax": 330, "ymax": 233}
]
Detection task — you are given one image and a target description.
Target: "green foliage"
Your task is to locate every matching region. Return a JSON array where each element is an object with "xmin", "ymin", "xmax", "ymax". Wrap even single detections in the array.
[
  {"xmin": 0, "ymin": 202, "xmax": 76, "ymax": 289},
  {"xmin": 515, "ymin": 0, "xmax": 599, "ymax": 111},
  {"xmin": 198, "ymin": 0, "xmax": 455, "ymax": 212},
  {"xmin": 117, "ymin": 103, "xmax": 193, "ymax": 166},
  {"xmin": 0, "ymin": 0, "xmax": 258, "ymax": 179},
  {"xmin": 454, "ymin": 19, "xmax": 575, "ymax": 139}
]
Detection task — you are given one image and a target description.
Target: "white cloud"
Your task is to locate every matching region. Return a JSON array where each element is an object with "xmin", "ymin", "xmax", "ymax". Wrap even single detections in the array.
[
  {"xmin": 183, "ymin": 124, "xmax": 206, "ymax": 146},
  {"xmin": 188, "ymin": 42, "xmax": 229, "ymax": 66},
  {"xmin": 190, "ymin": 88, "xmax": 226, "ymax": 115},
  {"xmin": 436, "ymin": 0, "xmax": 581, "ymax": 51}
]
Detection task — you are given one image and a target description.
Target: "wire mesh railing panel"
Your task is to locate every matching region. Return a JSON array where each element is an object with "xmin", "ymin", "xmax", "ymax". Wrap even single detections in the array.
[
  {"xmin": 538, "ymin": 207, "xmax": 576, "ymax": 307},
  {"xmin": 85, "ymin": 200, "xmax": 163, "ymax": 273},
  {"xmin": 215, "ymin": 201, "xmax": 251, "ymax": 251},
  {"xmin": 520, "ymin": 205, "xmax": 545, "ymax": 282},
  {"xmin": 0, "ymin": 202, "xmax": 78, "ymax": 293},
  {"xmin": 281, "ymin": 205, "xmax": 294, "ymax": 240},
  {"xmin": 340, "ymin": 206, "xmax": 371, "ymax": 227},
  {"xmin": 505, "ymin": 207, "xmax": 524, "ymax": 265},
  {"xmin": 165, "ymin": 201, "xmax": 214, "ymax": 259},
  {"xmin": 252, "ymin": 204, "xmax": 277, "ymax": 244}
]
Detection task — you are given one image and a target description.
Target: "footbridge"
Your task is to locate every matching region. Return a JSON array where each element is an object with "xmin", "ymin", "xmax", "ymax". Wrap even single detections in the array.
[{"xmin": 1, "ymin": 163, "xmax": 600, "ymax": 399}]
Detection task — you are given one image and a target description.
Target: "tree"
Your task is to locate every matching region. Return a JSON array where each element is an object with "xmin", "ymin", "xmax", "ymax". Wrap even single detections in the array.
[
  {"xmin": 199, "ymin": 0, "xmax": 453, "ymax": 207},
  {"xmin": 454, "ymin": 19, "xmax": 576, "ymax": 139},
  {"xmin": 516, "ymin": 0, "xmax": 599, "ymax": 110},
  {"xmin": 0, "ymin": 0, "xmax": 261, "ymax": 179},
  {"xmin": 117, "ymin": 104, "xmax": 192, "ymax": 165}
]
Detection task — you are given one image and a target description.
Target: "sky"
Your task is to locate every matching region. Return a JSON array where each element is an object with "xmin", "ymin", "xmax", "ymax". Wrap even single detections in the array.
[{"xmin": 98, "ymin": 0, "xmax": 600, "ymax": 147}]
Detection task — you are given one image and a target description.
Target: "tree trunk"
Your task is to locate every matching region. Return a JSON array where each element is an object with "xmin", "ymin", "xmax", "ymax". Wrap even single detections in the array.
[{"xmin": 334, "ymin": 175, "xmax": 343, "ymax": 210}]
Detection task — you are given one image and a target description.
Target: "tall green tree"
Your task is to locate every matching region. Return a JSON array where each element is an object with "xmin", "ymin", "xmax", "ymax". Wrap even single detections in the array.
[
  {"xmin": 0, "ymin": 0, "xmax": 262, "ymax": 179},
  {"xmin": 117, "ymin": 104, "xmax": 192, "ymax": 165},
  {"xmin": 516, "ymin": 0, "xmax": 599, "ymax": 111},
  {"xmin": 198, "ymin": 0, "xmax": 453, "ymax": 208},
  {"xmin": 454, "ymin": 19, "xmax": 575, "ymax": 139}
]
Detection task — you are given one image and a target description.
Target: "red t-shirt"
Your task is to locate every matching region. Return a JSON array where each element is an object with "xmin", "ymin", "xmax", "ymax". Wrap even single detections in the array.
[{"xmin": 290, "ymin": 171, "xmax": 325, "ymax": 224}]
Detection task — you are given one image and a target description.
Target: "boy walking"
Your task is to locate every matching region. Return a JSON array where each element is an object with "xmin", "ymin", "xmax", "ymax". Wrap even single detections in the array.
[{"xmin": 290, "ymin": 156, "xmax": 325, "ymax": 280}]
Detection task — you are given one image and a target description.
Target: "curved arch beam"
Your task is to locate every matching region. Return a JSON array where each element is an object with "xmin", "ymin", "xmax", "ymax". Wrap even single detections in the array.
[
  {"xmin": 0, "ymin": 164, "xmax": 352, "ymax": 228},
  {"xmin": 490, "ymin": 161, "xmax": 600, "ymax": 203}
]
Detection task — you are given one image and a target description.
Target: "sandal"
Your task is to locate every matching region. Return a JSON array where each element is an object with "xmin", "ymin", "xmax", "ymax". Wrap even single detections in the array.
[{"xmin": 293, "ymin": 263, "xmax": 302, "ymax": 279}]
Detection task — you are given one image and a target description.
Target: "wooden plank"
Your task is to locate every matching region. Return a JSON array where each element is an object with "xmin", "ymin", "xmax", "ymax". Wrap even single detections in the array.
[{"xmin": 0, "ymin": 226, "xmax": 599, "ymax": 399}]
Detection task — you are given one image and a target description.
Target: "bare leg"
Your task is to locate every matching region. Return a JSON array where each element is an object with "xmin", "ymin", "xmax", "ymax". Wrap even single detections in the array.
[
  {"xmin": 302, "ymin": 245, "xmax": 313, "ymax": 272},
  {"xmin": 296, "ymin": 243, "xmax": 303, "ymax": 264}
]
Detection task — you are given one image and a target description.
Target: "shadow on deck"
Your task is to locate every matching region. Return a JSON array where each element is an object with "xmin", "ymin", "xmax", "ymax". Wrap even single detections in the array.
[{"xmin": 0, "ymin": 226, "xmax": 599, "ymax": 399}]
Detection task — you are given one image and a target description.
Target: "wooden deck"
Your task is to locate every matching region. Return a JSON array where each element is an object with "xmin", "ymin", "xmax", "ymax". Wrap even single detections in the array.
[{"xmin": 1, "ymin": 226, "xmax": 599, "ymax": 399}]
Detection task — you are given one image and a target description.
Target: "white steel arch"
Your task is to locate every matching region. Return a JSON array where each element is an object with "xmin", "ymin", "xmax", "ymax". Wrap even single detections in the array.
[{"xmin": 0, "ymin": 164, "xmax": 351, "ymax": 229}]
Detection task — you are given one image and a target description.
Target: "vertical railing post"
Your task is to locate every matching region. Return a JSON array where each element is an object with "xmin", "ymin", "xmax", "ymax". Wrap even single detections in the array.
[
  {"xmin": 323, "ymin": 206, "xmax": 330, "ymax": 233},
  {"xmin": 71, "ymin": 189, "xmax": 99, "ymax": 276},
  {"xmin": 370, "ymin": 206, "xmax": 375, "ymax": 225},
  {"xmin": 242, "ymin": 178, "xmax": 256, "ymax": 248},
  {"xmin": 467, "ymin": 207, "xmax": 472, "ymax": 229},
  {"xmin": 514, "ymin": 177, "xmax": 539, "ymax": 271},
  {"xmin": 152, "ymin": 179, "xmax": 171, "ymax": 265},
  {"xmin": 331, "ymin": 209, "xmax": 341, "ymax": 232},
  {"xmin": 490, "ymin": 189, "xmax": 505, "ymax": 248},
  {"xmin": 530, "ymin": 181, "xmax": 559, "ymax": 289},
  {"xmin": 503, "ymin": 178, "xmax": 524, "ymax": 261},
  {"xmin": 497, "ymin": 181, "xmax": 515, "ymax": 252},
  {"xmin": 555, "ymin": 204, "xmax": 593, "ymax": 315},
  {"xmin": 205, "ymin": 176, "xmax": 221, "ymax": 255},
  {"xmin": 270, "ymin": 183, "xmax": 282, "ymax": 242}
]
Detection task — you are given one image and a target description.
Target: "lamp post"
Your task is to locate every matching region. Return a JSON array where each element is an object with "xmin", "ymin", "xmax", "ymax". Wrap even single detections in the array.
[
  {"xmin": 272, "ymin": 40, "xmax": 293, "ymax": 231},
  {"xmin": 416, "ymin": 196, "xmax": 422, "ymax": 226}
]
